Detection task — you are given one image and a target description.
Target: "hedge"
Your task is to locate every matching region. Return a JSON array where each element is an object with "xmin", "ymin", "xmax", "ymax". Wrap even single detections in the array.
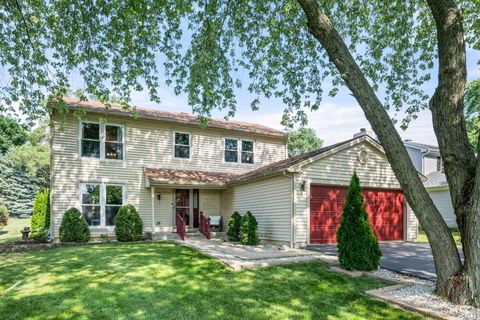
[
  {"xmin": 31, "ymin": 188, "xmax": 50, "ymax": 232},
  {"xmin": 240, "ymin": 211, "xmax": 259, "ymax": 245},
  {"xmin": 115, "ymin": 204, "xmax": 143, "ymax": 241},
  {"xmin": 227, "ymin": 211, "xmax": 242, "ymax": 241},
  {"xmin": 59, "ymin": 208, "xmax": 90, "ymax": 242}
]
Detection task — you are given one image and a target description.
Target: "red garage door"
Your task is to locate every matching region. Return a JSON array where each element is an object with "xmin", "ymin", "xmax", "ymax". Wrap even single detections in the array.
[{"xmin": 310, "ymin": 185, "xmax": 404, "ymax": 243}]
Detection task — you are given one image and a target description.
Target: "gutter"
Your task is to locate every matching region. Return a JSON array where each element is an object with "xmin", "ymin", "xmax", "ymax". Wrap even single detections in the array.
[{"xmin": 283, "ymin": 170, "xmax": 295, "ymax": 248}]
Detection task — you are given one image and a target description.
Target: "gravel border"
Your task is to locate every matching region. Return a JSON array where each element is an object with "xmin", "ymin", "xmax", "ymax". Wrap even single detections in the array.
[{"xmin": 368, "ymin": 269, "xmax": 479, "ymax": 320}]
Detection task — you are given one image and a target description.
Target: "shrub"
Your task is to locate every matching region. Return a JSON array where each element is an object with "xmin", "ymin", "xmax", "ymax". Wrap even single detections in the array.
[
  {"xmin": 115, "ymin": 204, "xmax": 143, "ymax": 241},
  {"xmin": 31, "ymin": 230, "xmax": 48, "ymax": 243},
  {"xmin": 0, "ymin": 204, "xmax": 8, "ymax": 227},
  {"xmin": 336, "ymin": 172, "xmax": 381, "ymax": 271},
  {"xmin": 240, "ymin": 211, "xmax": 259, "ymax": 245},
  {"xmin": 227, "ymin": 211, "xmax": 242, "ymax": 241},
  {"xmin": 59, "ymin": 208, "xmax": 90, "ymax": 242},
  {"xmin": 31, "ymin": 188, "xmax": 50, "ymax": 232}
]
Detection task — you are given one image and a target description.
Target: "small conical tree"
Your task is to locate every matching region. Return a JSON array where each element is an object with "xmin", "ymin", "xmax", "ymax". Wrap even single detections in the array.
[
  {"xmin": 240, "ymin": 211, "xmax": 259, "ymax": 245},
  {"xmin": 115, "ymin": 204, "xmax": 143, "ymax": 241},
  {"xmin": 59, "ymin": 208, "xmax": 90, "ymax": 242},
  {"xmin": 337, "ymin": 172, "xmax": 381, "ymax": 271},
  {"xmin": 227, "ymin": 211, "xmax": 242, "ymax": 241},
  {"xmin": 31, "ymin": 188, "xmax": 50, "ymax": 231}
]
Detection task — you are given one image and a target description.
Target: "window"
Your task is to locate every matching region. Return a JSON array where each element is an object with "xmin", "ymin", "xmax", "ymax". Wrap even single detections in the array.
[
  {"xmin": 174, "ymin": 132, "xmax": 190, "ymax": 159},
  {"xmin": 241, "ymin": 140, "xmax": 254, "ymax": 164},
  {"xmin": 80, "ymin": 183, "xmax": 124, "ymax": 227},
  {"xmin": 224, "ymin": 138, "xmax": 238, "ymax": 162},
  {"xmin": 80, "ymin": 184, "xmax": 101, "ymax": 226},
  {"xmin": 80, "ymin": 122, "xmax": 124, "ymax": 160},
  {"xmin": 224, "ymin": 138, "xmax": 254, "ymax": 164},
  {"xmin": 81, "ymin": 123, "xmax": 100, "ymax": 158},
  {"xmin": 105, "ymin": 125, "xmax": 123, "ymax": 159}
]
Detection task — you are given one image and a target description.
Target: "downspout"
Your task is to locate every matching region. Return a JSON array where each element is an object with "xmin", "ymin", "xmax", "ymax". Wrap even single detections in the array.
[{"xmin": 283, "ymin": 170, "xmax": 295, "ymax": 248}]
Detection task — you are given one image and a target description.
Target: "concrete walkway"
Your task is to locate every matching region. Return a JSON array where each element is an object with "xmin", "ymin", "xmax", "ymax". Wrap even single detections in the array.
[
  {"xmin": 178, "ymin": 239, "xmax": 337, "ymax": 270},
  {"xmin": 306, "ymin": 242, "xmax": 442, "ymax": 281}
]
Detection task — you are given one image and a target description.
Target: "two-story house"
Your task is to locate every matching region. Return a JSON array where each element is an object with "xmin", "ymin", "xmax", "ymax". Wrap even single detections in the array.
[
  {"xmin": 404, "ymin": 140, "xmax": 456, "ymax": 228},
  {"xmin": 49, "ymin": 98, "xmax": 418, "ymax": 247}
]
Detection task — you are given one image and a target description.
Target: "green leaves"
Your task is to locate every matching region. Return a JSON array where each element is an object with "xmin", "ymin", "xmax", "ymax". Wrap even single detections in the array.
[
  {"xmin": 0, "ymin": 1, "xmax": 479, "ymax": 128},
  {"xmin": 287, "ymin": 127, "xmax": 323, "ymax": 157}
]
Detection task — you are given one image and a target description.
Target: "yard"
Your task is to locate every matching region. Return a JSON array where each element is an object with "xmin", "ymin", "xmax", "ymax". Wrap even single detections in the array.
[
  {"xmin": 0, "ymin": 242, "xmax": 423, "ymax": 320},
  {"xmin": 417, "ymin": 227, "xmax": 462, "ymax": 247},
  {"xmin": 0, "ymin": 217, "xmax": 31, "ymax": 243}
]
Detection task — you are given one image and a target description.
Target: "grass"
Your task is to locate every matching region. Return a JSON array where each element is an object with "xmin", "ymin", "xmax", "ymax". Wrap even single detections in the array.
[
  {"xmin": 0, "ymin": 217, "xmax": 31, "ymax": 243},
  {"xmin": 417, "ymin": 227, "xmax": 462, "ymax": 247},
  {"xmin": 0, "ymin": 242, "xmax": 423, "ymax": 320}
]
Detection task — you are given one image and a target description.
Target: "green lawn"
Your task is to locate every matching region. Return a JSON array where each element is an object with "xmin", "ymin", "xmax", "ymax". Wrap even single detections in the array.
[
  {"xmin": 0, "ymin": 242, "xmax": 422, "ymax": 320},
  {"xmin": 0, "ymin": 217, "xmax": 31, "ymax": 243},
  {"xmin": 417, "ymin": 227, "xmax": 462, "ymax": 247}
]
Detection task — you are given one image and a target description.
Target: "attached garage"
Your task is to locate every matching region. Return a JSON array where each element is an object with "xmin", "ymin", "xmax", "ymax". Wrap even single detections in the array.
[
  {"xmin": 309, "ymin": 185, "xmax": 404, "ymax": 243},
  {"xmin": 221, "ymin": 134, "xmax": 418, "ymax": 247}
]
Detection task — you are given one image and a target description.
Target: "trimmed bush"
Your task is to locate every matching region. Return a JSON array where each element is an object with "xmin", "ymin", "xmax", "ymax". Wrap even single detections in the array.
[
  {"xmin": 115, "ymin": 204, "xmax": 143, "ymax": 241},
  {"xmin": 0, "ymin": 204, "xmax": 8, "ymax": 227},
  {"xmin": 59, "ymin": 208, "xmax": 90, "ymax": 242},
  {"xmin": 227, "ymin": 211, "xmax": 242, "ymax": 241},
  {"xmin": 336, "ymin": 172, "xmax": 381, "ymax": 271},
  {"xmin": 240, "ymin": 211, "xmax": 259, "ymax": 245},
  {"xmin": 31, "ymin": 230, "xmax": 48, "ymax": 243},
  {"xmin": 31, "ymin": 188, "xmax": 50, "ymax": 232}
]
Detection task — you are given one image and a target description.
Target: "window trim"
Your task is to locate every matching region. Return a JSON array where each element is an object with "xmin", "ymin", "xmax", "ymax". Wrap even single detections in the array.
[
  {"xmin": 79, "ymin": 121, "xmax": 125, "ymax": 161},
  {"xmin": 223, "ymin": 137, "xmax": 255, "ymax": 165},
  {"xmin": 173, "ymin": 131, "xmax": 192, "ymax": 160},
  {"xmin": 79, "ymin": 182, "xmax": 126, "ymax": 228}
]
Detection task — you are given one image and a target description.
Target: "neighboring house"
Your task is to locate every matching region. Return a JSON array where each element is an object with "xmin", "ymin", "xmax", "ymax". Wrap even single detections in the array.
[
  {"xmin": 50, "ymin": 98, "xmax": 417, "ymax": 247},
  {"xmin": 404, "ymin": 140, "xmax": 456, "ymax": 228}
]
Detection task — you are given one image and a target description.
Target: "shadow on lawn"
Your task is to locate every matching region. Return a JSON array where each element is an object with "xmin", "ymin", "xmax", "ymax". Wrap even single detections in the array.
[{"xmin": 0, "ymin": 242, "xmax": 422, "ymax": 320}]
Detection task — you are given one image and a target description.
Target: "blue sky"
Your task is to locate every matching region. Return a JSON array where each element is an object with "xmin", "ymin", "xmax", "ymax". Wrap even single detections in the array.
[{"xmin": 122, "ymin": 46, "xmax": 479, "ymax": 146}]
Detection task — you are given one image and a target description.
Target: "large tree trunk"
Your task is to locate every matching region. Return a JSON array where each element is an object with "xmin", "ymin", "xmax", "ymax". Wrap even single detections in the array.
[{"xmin": 296, "ymin": 0, "xmax": 477, "ymax": 305}]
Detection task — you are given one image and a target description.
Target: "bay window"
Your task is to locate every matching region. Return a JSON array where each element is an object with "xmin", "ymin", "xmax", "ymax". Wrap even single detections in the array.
[
  {"xmin": 80, "ymin": 183, "xmax": 124, "ymax": 227},
  {"xmin": 81, "ymin": 122, "xmax": 124, "ymax": 160}
]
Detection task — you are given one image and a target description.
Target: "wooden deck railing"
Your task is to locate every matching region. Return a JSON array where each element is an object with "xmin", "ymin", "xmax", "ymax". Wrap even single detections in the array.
[
  {"xmin": 176, "ymin": 213, "xmax": 186, "ymax": 240},
  {"xmin": 199, "ymin": 212, "xmax": 211, "ymax": 240}
]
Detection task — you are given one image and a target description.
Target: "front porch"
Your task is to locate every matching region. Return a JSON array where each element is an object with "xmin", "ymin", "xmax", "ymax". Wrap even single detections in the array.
[{"xmin": 144, "ymin": 167, "xmax": 233, "ymax": 240}]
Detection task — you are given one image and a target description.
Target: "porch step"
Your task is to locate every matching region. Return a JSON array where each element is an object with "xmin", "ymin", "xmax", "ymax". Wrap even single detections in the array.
[{"xmin": 151, "ymin": 232, "xmax": 181, "ymax": 241}]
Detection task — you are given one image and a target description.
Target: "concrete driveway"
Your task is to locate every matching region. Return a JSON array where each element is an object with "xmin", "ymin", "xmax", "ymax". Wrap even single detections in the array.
[{"xmin": 306, "ymin": 242, "xmax": 450, "ymax": 281}]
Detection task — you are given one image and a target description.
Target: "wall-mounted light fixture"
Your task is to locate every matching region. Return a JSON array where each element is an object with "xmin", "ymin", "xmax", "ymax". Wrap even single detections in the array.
[
  {"xmin": 156, "ymin": 192, "xmax": 161, "ymax": 201},
  {"xmin": 301, "ymin": 181, "xmax": 306, "ymax": 191}
]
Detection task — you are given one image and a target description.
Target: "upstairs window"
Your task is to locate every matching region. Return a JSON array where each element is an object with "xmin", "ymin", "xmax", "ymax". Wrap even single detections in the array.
[
  {"xmin": 80, "ymin": 122, "xmax": 124, "ymax": 160},
  {"xmin": 81, "ymin": 123, "xmax": 100, "ymax": 158},
  {"xmin": 174, "ymin": 132, "xmax": 190, "ymax": 159},
  {"xmin": 224, "ymin": 138, "xmax": 238, "ymax": 162},
  {"xmin": 224, "ymin": 138, "xmax": 254, "ymax": 164},
  {"xmin": 80, "ymin": 183, "xmax": 124, "ymax": 227},
  {"xmin": 241, "ymin": 140, "xmax": 254, "ymax": 164},
  {"xmin": 105, "ymin": 125, "xmax": 123, "ymax": 160}
]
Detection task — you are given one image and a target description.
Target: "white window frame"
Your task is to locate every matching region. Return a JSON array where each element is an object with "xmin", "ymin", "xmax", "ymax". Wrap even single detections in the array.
[
  {"xmin": 173, "ymin": 131, "xmax": 192, "ymax": 160},
  {"xmin": 240, "ymin": 139, "xmax": 255, "ymax": 164},
  {"xmin": 223, "ymin": 137, "xmax": 255, "ymax": 165},
  {"xmin": 224, "ymin": 137, "xmax": 239, "ymax": 163},
  {"xmin": 79, "ymin": 121, "xmax": 125, "ymax": 161},
  {"xmin": 79, "ymin": 182, "xmax": 126, "ymax": 228}
]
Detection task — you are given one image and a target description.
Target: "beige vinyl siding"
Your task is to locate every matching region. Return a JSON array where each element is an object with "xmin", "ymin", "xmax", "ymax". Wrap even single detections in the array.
[
  {"xmin": 405, "ymin": 204, "xmax": 418, "ymax": 242},
  {"xmin": 51, "ymin": 111, "xmax": 285, "ymax": 238},
  {"xmin": 428, "ymin": 189, "xmax": 456, "ymax": 228},
  {"xmin": 424, "ymin": 155, "xmax": 439, "ymax": 175},
  {"xmin": 153, "ymin": 188, "xmax": 174, "ymax": 231},
  {"xmin": 220, "ymin": 175, "xmax": 292, "ymax": 244},
  {"xmin": 293, "ymin": 141, "xmax": 417, "ymax": 245},
  {"xmin": 199, "ymin": 190, "xmax": 221, "ymax": 216}
]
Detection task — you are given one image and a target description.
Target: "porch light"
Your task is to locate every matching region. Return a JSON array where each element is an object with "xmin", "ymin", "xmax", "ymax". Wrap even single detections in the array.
[{"xmin": 301, "ymin": 181, "xmax": 306, "ymax": 191}]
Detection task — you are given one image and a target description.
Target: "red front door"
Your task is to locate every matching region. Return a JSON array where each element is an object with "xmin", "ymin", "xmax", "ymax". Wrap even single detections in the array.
[{"xmin": 309, "ymin": 185, "xmax": 404, "ymax": 243}]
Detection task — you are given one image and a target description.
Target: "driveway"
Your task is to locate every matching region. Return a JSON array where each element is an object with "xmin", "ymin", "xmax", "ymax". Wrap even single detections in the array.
[{"xmin": 306, "ymin": 242, "xmax": 445, "ymax": 281}]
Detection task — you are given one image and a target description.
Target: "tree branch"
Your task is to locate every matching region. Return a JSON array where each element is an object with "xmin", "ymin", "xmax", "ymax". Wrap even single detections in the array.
[{"xmin": 296, "ymin": 0, "xmax": 461, "ymax": 290}]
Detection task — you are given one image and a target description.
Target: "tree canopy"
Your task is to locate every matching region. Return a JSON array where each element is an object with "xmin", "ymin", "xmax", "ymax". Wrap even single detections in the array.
[
  {"xmin": 1, "ymin": 1, "xmax": 478, "ymax": 127},
  {"xmin": 287, "ymin": 127, "xmax": 323, "ymax": 157},
  {"xmin": 0, "ymin": 115, "xmax": 27, "ymax": 154}
]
